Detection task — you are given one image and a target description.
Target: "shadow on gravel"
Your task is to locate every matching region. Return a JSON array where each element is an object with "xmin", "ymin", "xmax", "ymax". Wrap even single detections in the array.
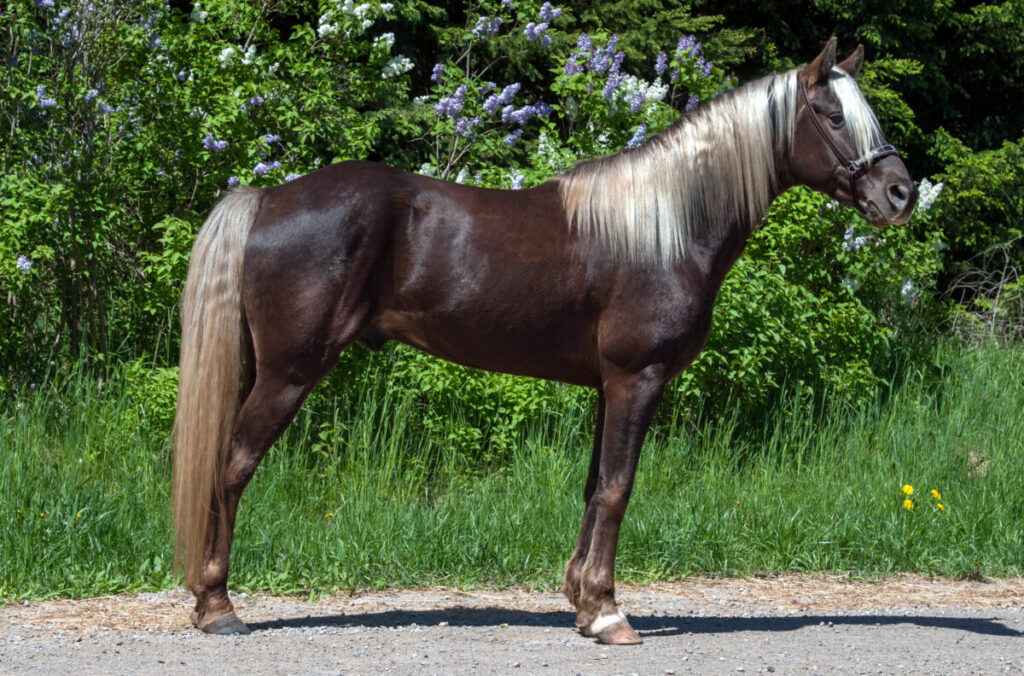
[{"xmin": 248, "ymin": 609, "xmax": 1023, "ymax": 639}]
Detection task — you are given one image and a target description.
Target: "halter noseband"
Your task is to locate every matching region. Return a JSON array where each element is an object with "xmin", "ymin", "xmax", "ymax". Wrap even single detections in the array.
[{"xmin": 798, "ymin": 79, "xmax": 897, "ymax": 201}]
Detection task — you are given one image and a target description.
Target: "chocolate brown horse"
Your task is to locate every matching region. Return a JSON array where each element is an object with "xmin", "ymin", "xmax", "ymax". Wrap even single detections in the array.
[{"xmin": 173, "ymin": 38, "xmax": 915, "ymax": 644}]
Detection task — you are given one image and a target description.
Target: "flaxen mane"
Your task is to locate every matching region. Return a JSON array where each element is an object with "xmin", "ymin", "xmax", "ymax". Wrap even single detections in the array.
[{"xmin": 559, "ymin": 67, "xmax": 883, "ymax": 266}]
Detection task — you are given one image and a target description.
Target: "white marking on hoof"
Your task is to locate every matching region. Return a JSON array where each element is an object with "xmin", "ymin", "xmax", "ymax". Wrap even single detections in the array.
[{"xmin": 588, "ymin": 609, "xmax": 626, "ymax": 635}]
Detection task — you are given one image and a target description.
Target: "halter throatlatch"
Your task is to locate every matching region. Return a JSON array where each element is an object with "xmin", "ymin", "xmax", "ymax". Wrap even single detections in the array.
[{"xmin": 798, "ymin": 80, "xmax": 897, "ymax": 201}]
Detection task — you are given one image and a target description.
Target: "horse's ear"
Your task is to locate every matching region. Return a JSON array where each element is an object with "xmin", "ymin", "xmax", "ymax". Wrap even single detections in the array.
[
  {"xmin": 803, "ymin": 36, "xmax": 837, "ymax": 87},
  {"xmin": 837, "ymin": 44, "xmax": 865, "ymax": 79}
]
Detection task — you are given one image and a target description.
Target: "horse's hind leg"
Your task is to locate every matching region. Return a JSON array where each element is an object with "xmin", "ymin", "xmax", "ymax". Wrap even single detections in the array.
[
  {"xmin": 192, "ymin": 295, "xmax": 374, "ymax": 634},
  {"xmin": 191, "ymin": 368, "xmax": 316, "ymax": 634}
]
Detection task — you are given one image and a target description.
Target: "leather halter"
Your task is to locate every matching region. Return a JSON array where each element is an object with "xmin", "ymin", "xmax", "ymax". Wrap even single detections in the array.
[{"xmin": 798, "ymin": 79, "xmax": 897, "ymax": 201}]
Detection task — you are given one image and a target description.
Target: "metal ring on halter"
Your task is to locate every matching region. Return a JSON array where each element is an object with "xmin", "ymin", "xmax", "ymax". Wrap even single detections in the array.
[{"xmin": 798, "ymin": 80, "xmax": 898, "ymax": 202}]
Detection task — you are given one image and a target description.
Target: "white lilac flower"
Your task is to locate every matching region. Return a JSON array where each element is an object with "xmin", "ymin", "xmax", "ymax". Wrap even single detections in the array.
[
  {"xmin": 190, "ymin": 3, "xmax": 208, "ymax": 22},
  {"xmin": 16, "ymin": 255, "xmax": 33, "ymax": 273},
  {"xmin": 268, "ymin": 62, "xmax": 280, "ymax": 75},
  {"xmin": 227, "ymin": 176, "xmax": 240, "ymax": 187},
  {"xmin": 285, "ymin": 173, "xmax": 301, "ymax": 182},
  {"xmin": 218, "ymin": 46, "xmax": 236, "ymax": 66},
  {"xmin": 374, "ymin": 32, "xmax": 395, "ymax": 50},
  {"xmin": 901, "ymin": 279, "xmax": 919, "ymax": 305},
  {"xmin": 318, "ymin": 19, "xmax": 339, "ymax": 38},
  {"xmin": 626, "ymin": 124, "xmax": 647, "ymax": 149},
  {"xmin": 36, "ymin": 0, "xmax": 55, "ymax": 8},
  {"xmin": 510, "ymin": 172, "xmax": 525, "ymax": 189},
  {"xmin": 380, "ymin": 2, "xmax": 394, "ymax": 11},
  {"xmin": 915, "ymin": 177, "xmax": 944, "ymax": 213},
  {"xmin": 455, "ymin": 167, "xmax": 469, "ymax": 184},
  {"xmin": 381, "ymin": 56, "xmax": 413, "ymax": 78},
  {"xmin": 504, "ymin": 129, "xmax": 523, "ymax": 145},
  {"xmin": 417, "ymin": 163, "xmax": 436, "ymax": 177},
  {"xmin": 241, "ymin": 45, "xmax": 257, "ymax": 65},
  {"xmin": 98, "ymin": 102, "xmax": 115, "ymax": 114},
  {"xmin": 841, "ymin": 277, "xmax": 859, "ymax": 292}
]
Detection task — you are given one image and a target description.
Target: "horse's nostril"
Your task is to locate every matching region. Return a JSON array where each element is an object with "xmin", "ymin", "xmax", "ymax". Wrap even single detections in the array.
[{"xmin": 887, "ymin": 182, "xmax": 909, "ymax": 208}]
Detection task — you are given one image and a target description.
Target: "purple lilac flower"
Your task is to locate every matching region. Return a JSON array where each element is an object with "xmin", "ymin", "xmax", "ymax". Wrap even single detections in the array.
[
  {"xmin": 481, "ymin": 81, "xmax": 496, "ymax": 93},
  {"xmin": 455, "ymin": 116, "xmax": 480, "ymax": 137},
  {"xmin": 603, "ymin": 73, "xmax": 623, "ymax": 100},
  {"xmin": 504, "ymin": 128, "xmax": 523, "ymax": 145},
  {"xmin": 497, "ymin": 83, "xmax": 520, "ymax": 105},
  {"xmin": 35, "ymin": 84, "xmax": 56, "ymax": 109},
  {"xmin": 655, "ymin": 51, "xmax": 668, "ymax": 76},
  {"xmin": 149, "ymin": 34, "xmax": 162, "ymax": 50},
  {"xmin": 627, "ymin": 89, "xmax": 645, "ymax": 113},
  {"xmin": 483, "ymin": 95, "xmax": 501, "ymax": 114},
  {"xmin": 84, "ymin": 88, "xmax": 99, "ymax": 103},
  {"xmin": 435, "ymin": 84, "xmax": 467, "ymax": 118},
  {"xmin": 507, "ymin": 106, "xmax": 532, "ymax": 125},
  {"xmin": 431, "ymin": 63, "xmax": 444, "ymax": 83},
  {"xmin": 539, "ymin": 2, "xmax": 562, "ymax": 21},
  {"xmin": 263, "ymin": 133, "xmax": 281, "ymax": 144},
  {"xmin": 677, "ymin": 34, "xmax": 701, "ymax": 56},
  {"xmin": 626, "ymin": 124, "xmax": 647, "ymax": 149},
  {"xmin": 698, "ymin": 57, "xmax": 712, "ymax": 77},
  {"xmin": 227, "ymin": 176, "xmax": 240, "ymax": 187},
  {"xmin": 253, "ymin": 160, "xmax": 280, "ymax": 176},
  {"xmin": 248, "ymin": 95, "xmax": 265, "ymax": 107},
  {"xmin": 472, "ymin": 16, "xmax": 502, "ymax": 38},
  {"xmin": 285, "ymin": 173, "xmax": 301, "ymax": 182},
  {"xmin": 501, "ymin": 105, "xmax": 515, "ymax": 124},
  {"xmin": 524, "ymin": 22, "xmax": 550, "ymax": 45},
  {"xmin": 55, "ymin": 7, "xmax": 70, "ymax": 23},
  {"xmin": 177, "ymin": 69, "xmax": 189, "ymax": 81},
  {"xmin": 36, "ymin": 0, "xmax": 54, "ymax": 8},
  {"xmin": 203, "ymin": 133, "xmax": 228, "ymax": 152},
  {"xmin": 99, "ymin": 102, "xmax": 115, "ymax": 114},
  {"xmin": 16, "ymin": 255, "xmax": 32, "ymax": 273},
  {"xmin": 532, "ymin": 101, "xmax": 552, "ymax": 116},
  {"xmin": 564, "ymin": 59, "xmax": 581, "ymax": 75},
  {"xmin": 685, "ymin": 94, "xmax": 699, "ymax": 112},
  {"xmin": 576, "ymin": 33, "xmax": 592, "ymax": 54}
]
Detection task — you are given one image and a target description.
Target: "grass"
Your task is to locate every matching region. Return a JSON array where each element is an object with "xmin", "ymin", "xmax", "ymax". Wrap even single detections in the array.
[{"xmin": 2, "ymin": 342, "xmax": 1023, "ymax": 601}]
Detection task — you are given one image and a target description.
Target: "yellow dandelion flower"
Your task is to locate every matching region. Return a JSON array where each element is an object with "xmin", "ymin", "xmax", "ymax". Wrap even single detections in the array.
[
  {"xmin": 902, "ymin": 498, "xmax": 914, "ymax": 510},
  {"xmin": 930, "ymin": 488, "xmax": 942, "ymax": 500},
  {"xmin": 901, "ymin": 484, "xmax": 914, "ymax": 496},
  {"xmin": 936, "ymin": 503, "xmax": 945, "ymax": 511}
]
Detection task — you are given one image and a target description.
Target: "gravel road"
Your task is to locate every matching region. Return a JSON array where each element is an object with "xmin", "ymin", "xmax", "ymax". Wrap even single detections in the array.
[{"xmin": 2, "ymin": 576, "xmax": 1023, "ymax": 675}]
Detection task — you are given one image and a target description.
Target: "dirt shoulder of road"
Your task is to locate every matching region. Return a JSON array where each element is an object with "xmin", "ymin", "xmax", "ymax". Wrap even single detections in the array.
[{"xmin": 4, "ymin": 573, "xmax": 1024, "ymax": 635}]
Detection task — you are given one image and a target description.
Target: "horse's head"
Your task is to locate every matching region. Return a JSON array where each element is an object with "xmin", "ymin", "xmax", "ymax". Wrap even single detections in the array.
[{"xmin": 788, "ymin": 38, "xmax": 916, "ymax": 225}]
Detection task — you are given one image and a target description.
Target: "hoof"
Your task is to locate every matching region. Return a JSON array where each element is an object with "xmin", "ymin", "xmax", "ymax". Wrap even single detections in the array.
[
  {"xmin": 200, "ymin": 613, "xmax": 252, "ymax": 636},
  {"xmin": 584, "ymin": 610, "xmax": 642, "ymax": 645},
  {"xmin": 596, "ymin": 620, "xmax": 642, "ymax": 645}
]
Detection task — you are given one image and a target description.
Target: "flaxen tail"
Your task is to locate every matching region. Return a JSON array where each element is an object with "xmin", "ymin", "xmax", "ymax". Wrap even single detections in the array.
[{"xmin": 172, "ymin": 188, "xmax": 261, "ymax": 589}]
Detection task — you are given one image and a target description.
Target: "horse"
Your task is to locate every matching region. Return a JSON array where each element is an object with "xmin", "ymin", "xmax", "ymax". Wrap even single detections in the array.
[{"xmin": 172, "ymin": 37, "xmax": 916, "ymax": 645}]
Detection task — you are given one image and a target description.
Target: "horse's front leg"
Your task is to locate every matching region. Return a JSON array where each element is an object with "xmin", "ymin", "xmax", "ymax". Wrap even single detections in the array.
[
  {"xmin": 563, "ymin": 392, "xmax": 605, "ymax": 606},
  {"xmin": 574, "ymin": 365, "xmax": 666, "ymax": 645}
]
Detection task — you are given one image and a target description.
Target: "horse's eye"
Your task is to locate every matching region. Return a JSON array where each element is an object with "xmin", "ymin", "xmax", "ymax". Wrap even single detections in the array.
[{"xmin": 828, "ymin": 112, "xmax": 845, "ymax": 127}]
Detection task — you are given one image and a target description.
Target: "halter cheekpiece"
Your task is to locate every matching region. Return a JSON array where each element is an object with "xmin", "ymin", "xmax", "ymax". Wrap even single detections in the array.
[{"xmin": 798, "ymin": 79, "xmax": 897, "ymax": 200}]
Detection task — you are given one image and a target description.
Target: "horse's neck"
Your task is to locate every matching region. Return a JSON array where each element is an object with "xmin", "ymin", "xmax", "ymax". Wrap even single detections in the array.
[{"xmin": 680, "ymin": 178, "xmax": 788, "ymax": 292}]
